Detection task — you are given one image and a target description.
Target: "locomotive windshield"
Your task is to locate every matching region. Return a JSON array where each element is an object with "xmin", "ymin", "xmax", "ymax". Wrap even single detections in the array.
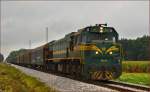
[{"xmin": 82, "ymin": 32, "xmax": 117, "ymax": 43}]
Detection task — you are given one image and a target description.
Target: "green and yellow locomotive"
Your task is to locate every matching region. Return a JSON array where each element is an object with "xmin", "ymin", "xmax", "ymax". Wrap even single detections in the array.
[
  {"xmin": 47, "ymin": 24, "xmax": 123, "ymax": 80},
  {"xmin": 8, "ymin": 24, "xmax": 123, "ymax": 80}
]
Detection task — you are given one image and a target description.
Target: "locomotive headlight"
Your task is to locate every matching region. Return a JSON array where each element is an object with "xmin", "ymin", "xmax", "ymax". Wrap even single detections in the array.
[
  {"xmin": 100, "ymin": 27, "xmax": 103, "ymax": 33},
  {"xmin": 100, "ymin": 30, "xmax": 103, "ymax": 33},
  {"xmin": 100, "ymin": 27, "xmax": 103, "ymax": 30},
  {"xmin": 109, "ymin": 51, "xmax": 113, "ymax": 55},
  {"xmin": 96, "ymin": 51, "xmax": 99, "ymax": 54}
]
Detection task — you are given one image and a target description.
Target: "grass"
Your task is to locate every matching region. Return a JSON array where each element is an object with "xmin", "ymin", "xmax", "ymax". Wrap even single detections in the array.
[
  {"xmin": 0, "ymin": 63, "xmax": 56, "ymax": 92},
  {"xmin": 122, "ymin": 61, "xmax": 150, "ymax": 73},
  {"xmin": 116, "ymin": 72, "xmax": 150, "ymax": 86},
  {"xmin": 117, "ymin": 61, "xmax": 150, "ymax": 86}
]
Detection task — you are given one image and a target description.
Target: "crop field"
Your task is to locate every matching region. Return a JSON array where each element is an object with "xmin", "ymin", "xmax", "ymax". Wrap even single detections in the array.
[
  {"xmin": 117, "ymin": 61, "xmax": 150, "ymax": 86},
  {"xmin": 0, "ymin": 63, "xmax": 56, "ymax": 92},
  {"xmin": 122, "ymin": 61, "xmax": 150, "ymax": 73},
  {"xmin": 117, "ymin": 73, "xmax": 150, "ymax": 86}
]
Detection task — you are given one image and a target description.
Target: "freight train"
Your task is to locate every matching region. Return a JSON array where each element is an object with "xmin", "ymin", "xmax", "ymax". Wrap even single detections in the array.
[{"xmin": 8, "ymin": 24, "xmax": 123, "ymax": 80}]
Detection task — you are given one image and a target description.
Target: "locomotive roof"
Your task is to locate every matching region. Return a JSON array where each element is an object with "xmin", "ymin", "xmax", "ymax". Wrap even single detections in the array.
[
  {"xmin": 78, "ymin": 24, "xmax": 118, "ymax": 34},
  {"xmin": 52, "ymin": 24, "xmax": 118, "ymax": 44}
]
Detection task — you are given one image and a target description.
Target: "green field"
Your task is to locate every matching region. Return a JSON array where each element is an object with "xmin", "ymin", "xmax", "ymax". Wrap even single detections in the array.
[
  {"xmin": 117, "ymin": 61, "xmax": 150, "ymax": 86},
  {"xmin": 117, "ymin": 73, "xmax": 150, "ymax": 86},
  {"xmin": 122, "ymin": 61, "xmax": 150, "ymax": 73},
  {"xmin": 0, "ymin": 63, "xmax": 56, "ymax": 92}
]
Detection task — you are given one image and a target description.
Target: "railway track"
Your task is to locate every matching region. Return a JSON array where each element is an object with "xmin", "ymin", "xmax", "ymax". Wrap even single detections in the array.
[
  {"xmin": 109, "ymin": 80, "xmax": 150, "ymax": 92},
  {"xmin": 50, "ymin": 70, "xmax": 150, "ymax": 92},
  {"xmin": 51, "ymin": 72, "xmax": 150, "ymax": 92},
  {"xmin": 47, "ymin": 71, "xmax": 150, "ymax": 92},
  {"xmin": 93, "ymin": 80, "xmax": 150, "ymax": 92},
  {"xmin": 11, "ymin": 64, "xmax": 150, "ymax": 92}
]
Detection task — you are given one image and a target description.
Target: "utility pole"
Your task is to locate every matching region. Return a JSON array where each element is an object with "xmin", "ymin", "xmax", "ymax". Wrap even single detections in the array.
[
  {"xmin": 29, "ymin": 40, "xmax": 31, "ymax": 49},
  {"xmin": 46, "ymin": 27, "xmax": 48, "ymax": 43},
  {"xmin": 0, "ymin": 25, "xmax": 1, "ymax": 54},
  {"xmin": 0, "ymin": 1, "xmax": 1, "ymax": 54},
  {"xmin": 0, "ymin": 14, "xmax": 1, "ymax": 54}
]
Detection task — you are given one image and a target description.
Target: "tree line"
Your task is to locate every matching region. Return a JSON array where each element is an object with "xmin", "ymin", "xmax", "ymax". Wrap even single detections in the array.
[{"xmin": 119, "ymin": 35, "xmax": 150, "ymax": 61}]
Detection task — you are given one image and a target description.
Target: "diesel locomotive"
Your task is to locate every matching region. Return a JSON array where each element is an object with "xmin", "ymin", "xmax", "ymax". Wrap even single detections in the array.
[{"xmin": 8, "ymin": 24, "xmax": 123, "ymax": 80}]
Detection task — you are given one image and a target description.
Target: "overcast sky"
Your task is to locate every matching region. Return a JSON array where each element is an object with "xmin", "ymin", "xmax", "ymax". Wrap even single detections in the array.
[{"xmin": 1, "ymin": 1, "xmax": 149, "ymax": 58}]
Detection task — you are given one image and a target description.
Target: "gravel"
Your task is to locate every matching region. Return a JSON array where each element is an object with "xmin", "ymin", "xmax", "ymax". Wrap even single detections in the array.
[{"xmin": 11, "ymin": 64, "xmax": 117, "ymax": 92}]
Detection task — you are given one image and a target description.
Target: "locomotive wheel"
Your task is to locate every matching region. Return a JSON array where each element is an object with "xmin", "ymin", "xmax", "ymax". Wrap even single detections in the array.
[
  {"xmin": 68, "ymin": 63, "xmax": 72, "ymax": 74},
  {"xmin": 76, "ymin": 65, "xmax": 82, "ymax": 77},
  {"xmin": 63, "ymin": 64, "xmax": 66, "ymax": 73},
  {"xmin": 70, "ymin": 64, "xmax": 74, "ymax": 75},
  {"xmin": 53, "ymin": 64, "xmax": 58, "ymax": 72},
  {"xmin": 65, "ymin": 64, "xmax": 69, "ymax": 74}
]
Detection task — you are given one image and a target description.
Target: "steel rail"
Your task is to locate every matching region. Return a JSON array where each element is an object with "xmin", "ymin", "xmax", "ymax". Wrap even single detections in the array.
[
  {"xmin": 107, "ymin": 80, "xmax": 150, "ymax": 91},
  {"xmin": 93, "ymin": 80, "xmax": 150, "ymax": 92}
]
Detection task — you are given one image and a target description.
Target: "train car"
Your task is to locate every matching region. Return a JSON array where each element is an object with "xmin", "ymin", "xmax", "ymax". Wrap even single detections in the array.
[
  {"xmin": 15, "ymin": 50, "xmax": 31, "ymax": 66},
  {"xmin": 48, "ymin": 24, "xmax": 123, "ymax": 80},
  {"xmin": 30, "ymin": 43, "xmax": 49, "ymax": 69}
]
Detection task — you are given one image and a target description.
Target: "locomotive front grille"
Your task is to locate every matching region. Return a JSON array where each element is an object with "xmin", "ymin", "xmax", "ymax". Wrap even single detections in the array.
[{"xmin": 91, "ymin": 71, "xmax": 113, "ymax": 80}]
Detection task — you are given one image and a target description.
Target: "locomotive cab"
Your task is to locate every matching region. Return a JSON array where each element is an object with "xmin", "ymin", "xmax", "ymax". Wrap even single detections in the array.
[{"xmin": 78, "ymin": 24, "xmax": 123, "ymax": 80}]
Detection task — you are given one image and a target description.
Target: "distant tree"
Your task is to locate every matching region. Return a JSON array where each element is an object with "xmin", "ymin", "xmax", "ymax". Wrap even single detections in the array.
[
  {"xmin": 0, "ymin": 53, "xmax": 4, "ymax": 62},
  {"xmin": 119, "ymin": 35, "xmax": 150, "ymax": 60},
  {"xmin": 135, "ymin": 35, "xmax": 150, "ymax": 60}
]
